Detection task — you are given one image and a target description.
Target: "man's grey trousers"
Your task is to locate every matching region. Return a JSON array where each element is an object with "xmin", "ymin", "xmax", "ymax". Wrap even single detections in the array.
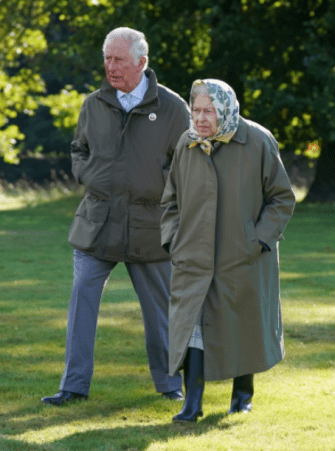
[{"xmin": 59, "ymin": 249, "xmax": 182, "ymax": 396}]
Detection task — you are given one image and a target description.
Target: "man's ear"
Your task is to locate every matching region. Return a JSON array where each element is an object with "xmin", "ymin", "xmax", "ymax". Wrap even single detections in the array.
[{"xmin": 138, "ymin": 56, "xmax": 146, "ymax": 71}]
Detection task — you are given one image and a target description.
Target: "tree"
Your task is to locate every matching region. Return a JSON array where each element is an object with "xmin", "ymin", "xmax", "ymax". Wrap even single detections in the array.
[
  {"xmin": 2, "ymin": 0, "xmax": 335, "ymax": 201},
  {"xmin": 202, "ymin": 0, "xmax": 335, "ymax": 201},
  {"xmin": 1, "ymin": 0, "xmax": 211, "ymax": 162},
  {"xmin": 0, "ymin": 0, "xmax": 51, "ymax": 163}
]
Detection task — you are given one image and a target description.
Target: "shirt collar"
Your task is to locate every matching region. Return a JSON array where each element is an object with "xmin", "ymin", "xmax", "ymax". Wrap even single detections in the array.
[
  {"xmin": 116, "ymin": 73, "xmax": 149, "ymax": 101},
  {"xmin": 98, "ymin": 68, "xmax": 160, "ymax": 113}
]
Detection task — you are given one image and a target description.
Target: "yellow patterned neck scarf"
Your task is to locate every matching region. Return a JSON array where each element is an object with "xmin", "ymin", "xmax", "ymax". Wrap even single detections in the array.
[
  {"xmin": 188, "ymin": 79, "xmax": 239, "ymax": 156},
  {"xmin": 188, "ymin": 135, "xmax": 232, "ymax": 156}
]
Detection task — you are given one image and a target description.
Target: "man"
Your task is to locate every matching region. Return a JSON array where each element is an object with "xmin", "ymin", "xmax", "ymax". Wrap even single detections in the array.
[{"xmin": 41, "ymin": 27, "xmax": 189, "ymax": 405}]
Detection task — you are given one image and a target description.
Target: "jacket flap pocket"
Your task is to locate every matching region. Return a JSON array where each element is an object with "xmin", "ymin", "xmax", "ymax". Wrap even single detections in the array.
[
  {"xmin": 76, "ymin": 196, "xmax": 110, "ymax": 223},
  {"xmin": 130, "ymin": 204, "xmax": 163, "ymax": 229}
]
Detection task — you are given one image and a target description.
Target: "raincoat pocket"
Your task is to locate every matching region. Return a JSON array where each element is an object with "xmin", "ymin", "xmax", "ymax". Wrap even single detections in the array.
[{"xmin": 244, "ymin": 219, "xmax": 261, "ymax": 265}]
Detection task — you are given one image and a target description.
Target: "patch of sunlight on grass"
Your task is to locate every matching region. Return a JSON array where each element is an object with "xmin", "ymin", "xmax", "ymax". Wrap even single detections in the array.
[
  {"xmin": 0, "ymin": 186, "xmax": 83, "ymax": 211},
  {"xmin": 47, "ymin": 318, "xmax": 67, "ymax": 329},
  {"xmin": 281, "ymin": 270, "xmax": 335, "ymax": 279},
  {"xmin": 104, "ymin": 281, "xmax": 134, "ymax": 291},
  {"xmin": 46, "ymin": 303, "xmax": 141, "ymax": 328},
  {"xmin": 292, "ymin": 184, "xmax": 308, "ymax": 203},
  {"xmin": 28, "ymin": 308, "xmax": 67, "ymax": 318},
  {"xmin": 283, "ymin": 298, "xmax": 334, "ymax": 309},
  {"xmin": 284, "ymin": 299, "xmax": 334, "ymax": 308},
  {"xmin": 0, "ymin": 230, "xmax": 57, "ymax": 236},
  {"xmin": 4, "ymin": 344, "xmax": 63, "ymax": 357},
  {"xmin": 27, "ymin": 362, "xmax": 65, "ymax": 373},
  {"xmin": 0, "ymin": 196, "xmax": 31, "ymax": 211},
  {"xmin": 0, "ymin": 279, "xmax": 41, "ymax": 288},
  {"xmin": 101, "ymin": 302, "xmax": 139, "ymax": 313},
  {"xmin": 10, "ymin": 417, "xmax": 148, "ymax": 445},
  {"xmin": 2, "ymin": 308, "xmax": 67, "ymax": 321},
  {"xmin": 99, "ymin": 317, "xmax": 144, "ymax": 331},
  {"xmin": 280, "ymin": 271, "xmax": 306, "ymax": 279},
  {"xmin": 94, "ymin": 363, "xmax": 148, "ymax": 377},
  {"xmin": 284, "ymin": 309, "xmax": 335, "ymax": 325}
]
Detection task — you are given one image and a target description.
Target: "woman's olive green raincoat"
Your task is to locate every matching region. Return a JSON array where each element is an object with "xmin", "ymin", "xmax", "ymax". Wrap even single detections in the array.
[{"xmin": 161, "ymin": 117, "xmax": 295, "ymax": 380}]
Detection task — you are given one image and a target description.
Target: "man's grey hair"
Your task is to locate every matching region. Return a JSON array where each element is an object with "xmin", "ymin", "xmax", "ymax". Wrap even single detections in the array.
[{"xmin": 102, "ymin": 27, "xmax": 149, "ymax": 70}]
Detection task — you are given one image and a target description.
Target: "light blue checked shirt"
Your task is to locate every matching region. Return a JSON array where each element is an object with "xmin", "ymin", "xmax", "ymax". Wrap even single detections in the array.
[{"xmin": 117, "ymin": 74, "xmax": 149, "ymax": 112}]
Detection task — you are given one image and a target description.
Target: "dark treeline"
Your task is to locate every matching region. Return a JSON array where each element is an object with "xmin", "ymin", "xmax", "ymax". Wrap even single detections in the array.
[{"xmin": 1, "ymin": 0, "xmax": 335, "ymax": 200}]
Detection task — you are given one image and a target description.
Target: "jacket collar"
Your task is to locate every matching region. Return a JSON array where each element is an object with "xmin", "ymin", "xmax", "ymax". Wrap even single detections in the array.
[
  {"xmin": 97, "ymin": 67, "xmax": 160, "ymax": 112},
  {"xmin": 116, "ymin": 73, "xmax": 149, "ymax": 102},
  {"xmin": 231, "ymin": 116, "xmax": 247, "ymax": 144}
]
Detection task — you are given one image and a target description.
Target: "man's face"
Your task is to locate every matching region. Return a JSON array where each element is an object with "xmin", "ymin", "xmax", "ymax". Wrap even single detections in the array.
[{"xmin": 104, "ymin": 38, "xmax": 145, "ymax": 93}]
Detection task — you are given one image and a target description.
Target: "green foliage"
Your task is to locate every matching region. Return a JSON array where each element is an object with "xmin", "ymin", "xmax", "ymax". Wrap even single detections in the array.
[
  {"xmin": 41, "ymin": 87, "xmax": 87, "ymax": 132},
  {"xmin": 1, "ymin": 0, "xmax": 334, "ymax": 178},
  {"xmin": 205, "ymin": 0, "xmax": 335, "ymax": 154},
  {"xmin": 0, "ymin": 68, "xmax": 45, "ymax": 162},
  {"xmin": 1, "ymin": 0, "xmax": 213, "ymax": 163},
  {"xmin": 0, "ymin": 0, "xmax": 50, "ymax": 163}
]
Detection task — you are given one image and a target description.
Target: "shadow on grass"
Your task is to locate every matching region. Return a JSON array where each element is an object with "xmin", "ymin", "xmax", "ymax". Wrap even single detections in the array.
[
  {"xmin": 285, "ymin": 322, "xmax": 335, "ymax": 343},
  {"xmin": 287, "ymin": 202, "xmax": 335, "ymax": 223},
  {"xmin": 0, "ymin": 411, "xmax": 234, "ymax": 451},
  {"xmin": 283, "ymin": 349, "xmax": 335, "ymax": 370},
  {"xmin": 284, "ymin": 321, "xmax": 335, "ymax": 369}
]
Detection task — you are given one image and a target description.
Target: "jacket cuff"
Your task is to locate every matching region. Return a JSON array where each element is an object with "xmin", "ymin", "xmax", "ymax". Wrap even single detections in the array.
[
  {"xmin": 259, "ymin": 240, "xmax": 271, "ymax": 252},
  {"xmin": 162, "ymin": 243, "xmax": 170, "ymax": 254}
]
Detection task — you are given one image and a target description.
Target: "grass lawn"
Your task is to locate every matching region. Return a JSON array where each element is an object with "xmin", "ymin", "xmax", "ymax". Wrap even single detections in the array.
[{"xmin": 0, "ymin": 188, "xmax": 334, "ymax": 451}]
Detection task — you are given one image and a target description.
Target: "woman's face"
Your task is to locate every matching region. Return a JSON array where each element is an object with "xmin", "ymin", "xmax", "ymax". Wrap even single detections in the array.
[{"xmin": 192, "ymin": 94, "xmax": 217, "ymax": 138}]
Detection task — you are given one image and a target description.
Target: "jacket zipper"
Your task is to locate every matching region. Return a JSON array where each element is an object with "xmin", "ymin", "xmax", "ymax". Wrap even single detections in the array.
[{"xmin": 119, "ymin": 110, "xmax": 131, "ymax": 258}]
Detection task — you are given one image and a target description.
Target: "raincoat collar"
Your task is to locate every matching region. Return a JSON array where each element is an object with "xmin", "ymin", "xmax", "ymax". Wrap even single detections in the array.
[
  {"xmin": 186, "ymin": 115, "xmax": 247, "ymax": 149},
  {"xmin": 231, "ymin": 116, "xmax": 247, "ymax": 144}
]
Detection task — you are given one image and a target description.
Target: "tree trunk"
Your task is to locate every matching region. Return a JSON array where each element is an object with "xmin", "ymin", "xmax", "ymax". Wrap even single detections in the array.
[{"xmin": 304, "ymin": 143, "xmax": 335, "ymax": 202}]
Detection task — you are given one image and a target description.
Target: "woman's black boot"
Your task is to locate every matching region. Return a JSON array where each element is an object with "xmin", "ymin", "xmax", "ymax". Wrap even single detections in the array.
[
  {"xmin": 228, "ymin": 374, "xmax": 254, "ymax": 414},
  {"xmin": 173, "ymin": 347, "xmax": 204, "ymax": 423}
]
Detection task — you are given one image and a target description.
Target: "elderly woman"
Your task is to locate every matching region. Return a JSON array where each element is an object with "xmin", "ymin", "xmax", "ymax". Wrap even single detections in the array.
[{"xmin": 160, "ymin": 79, "xmax": 295, "ymax": 423}]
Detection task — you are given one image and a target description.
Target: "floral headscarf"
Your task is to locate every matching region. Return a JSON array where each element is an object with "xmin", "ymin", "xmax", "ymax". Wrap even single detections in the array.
[{"xmin": 188, "ymin": 79, "xmax": 240, "ymax": 155}]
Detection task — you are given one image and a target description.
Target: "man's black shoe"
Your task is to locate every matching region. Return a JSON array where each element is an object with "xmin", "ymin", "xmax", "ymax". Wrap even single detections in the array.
[
  {"xmin": 41, "ymin": 390, "xmax": 88, "ymax": 406},
  {"xmin": 162, "ymin": 389, "xmax": 184, "ymax": 401}
]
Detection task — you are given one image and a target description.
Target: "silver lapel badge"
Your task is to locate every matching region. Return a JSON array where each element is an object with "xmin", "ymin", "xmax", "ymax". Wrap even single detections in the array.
[{"xmin": 149, "ymin": 113, "xmax": 157, "ymax": 121}]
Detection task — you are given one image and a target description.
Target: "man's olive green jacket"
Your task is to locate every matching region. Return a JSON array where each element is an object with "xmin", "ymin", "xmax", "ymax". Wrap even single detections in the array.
[{"xmin": 69, "ymin": 68, "xmax": 189, "ymax": 262}]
